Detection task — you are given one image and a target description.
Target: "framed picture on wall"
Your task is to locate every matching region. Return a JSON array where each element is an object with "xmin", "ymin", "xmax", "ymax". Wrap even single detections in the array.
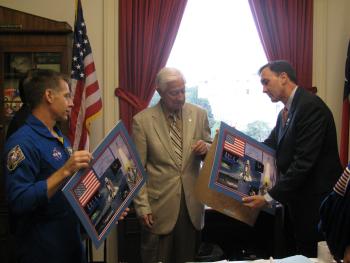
[
  {"xmin": 62, "ymin": 121, "xmax": 147, "ymax": 247},
  {"xmin": 208, "ymin": 122, "xmax": 278, "ymax": 214},
  {"xmin": 9, "ymin": 53, "xmax": 32, "ymax": 74},
  {"xmin": 35, "ymin": 52, "xmax": 61, "ymax": 72}
]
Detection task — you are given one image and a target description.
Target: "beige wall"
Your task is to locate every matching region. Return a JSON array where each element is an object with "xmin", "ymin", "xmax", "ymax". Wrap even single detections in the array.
[{"xmin": 313, "ymin": 0, "xmax": 350, "ymax": 146}]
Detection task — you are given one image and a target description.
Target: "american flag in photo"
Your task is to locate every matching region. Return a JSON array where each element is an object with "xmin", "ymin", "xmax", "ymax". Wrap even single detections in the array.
[
  {"xmin": 224, "ymin": 134, "xmax": 245, "ymax": 157},
  {"xmin": 74, "ymin": 170, "xmax": 101, "ymax": 207}
]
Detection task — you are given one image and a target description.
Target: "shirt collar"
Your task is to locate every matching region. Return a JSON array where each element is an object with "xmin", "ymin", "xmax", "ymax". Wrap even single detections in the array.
[
  {"xmin": 160, "ymin": 101, "xmax": 182, "ymax": 120},
  {"xmin": 285, "ymin": 86, "xmax": 298, "ymax": 111},
  {"xmin": 26, "ymin": 114, "xmax": 64, "ymax": 140}
]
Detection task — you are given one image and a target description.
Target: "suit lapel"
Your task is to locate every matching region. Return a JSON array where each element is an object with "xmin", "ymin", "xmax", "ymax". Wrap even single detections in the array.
[
  {"xmin": 277, "ymin": 88, "xmax": 301, "ymax": 145},
  {"xmin": 152, "ymin": 103, "xmax": 196, "ymax": 169},
  {"xmin": 277, "ymin": 109, "xmax": 293, "ymax": 144},
  {"xmin": 152, "ymin": 103, "xmax": 179, "ymax": 165},
  {"xmin": 182, "ymin": 104, "xmax": 195, "ymax": 168}
]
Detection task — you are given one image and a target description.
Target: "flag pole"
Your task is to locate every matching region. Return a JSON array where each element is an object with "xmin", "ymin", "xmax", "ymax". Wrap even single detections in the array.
[
  {"xmin": 75, "ymin": 0, "xmax": 78, "ymax": 20},
  {"xmin": 340, "ymin": 41, "xmax": 350, "ymax": 168}
]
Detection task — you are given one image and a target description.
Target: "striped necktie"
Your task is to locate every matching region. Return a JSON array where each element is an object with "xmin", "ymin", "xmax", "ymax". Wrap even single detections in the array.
[
  {"xmin": 169, "ymin": 114, "xmax": 182, "ymax": 165},
  {"xmin": 282, "ymin": 107, "xmax": 288, "ymax": 127}
]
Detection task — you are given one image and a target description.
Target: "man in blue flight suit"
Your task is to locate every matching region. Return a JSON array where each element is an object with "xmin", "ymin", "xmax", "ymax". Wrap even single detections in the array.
[{"xmin": 4, "ymin": 69, "xmax": 93, "ymax": 263}]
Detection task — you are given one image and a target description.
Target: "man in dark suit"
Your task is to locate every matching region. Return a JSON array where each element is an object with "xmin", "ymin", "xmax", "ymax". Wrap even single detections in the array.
[{"xmin": 242, "ymin": 60, "xmax": 342, "ymax": 257}]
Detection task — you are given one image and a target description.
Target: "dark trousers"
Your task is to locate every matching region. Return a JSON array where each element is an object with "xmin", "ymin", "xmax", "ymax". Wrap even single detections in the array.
[
  {"xmin": 284, "ymin": 193, "xmax": 327, "ymax": 258},
  {"xmin": 140, "ymin": 192, "xmax": 199, "ymax": 263}
]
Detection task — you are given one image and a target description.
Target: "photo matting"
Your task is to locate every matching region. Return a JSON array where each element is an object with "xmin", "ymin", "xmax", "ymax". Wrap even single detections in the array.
[
  {"xmin": 62, "ymin": 121, "xmax": 147, "ymax": 247},
  {"xmin": 208, "ymin": 122, "xmax": 278, "ymax": 214}
]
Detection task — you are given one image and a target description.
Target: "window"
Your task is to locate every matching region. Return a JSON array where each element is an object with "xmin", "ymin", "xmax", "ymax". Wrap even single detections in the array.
[{"xmin": 150, "ymin": 0, "xmax": 283, "ymax": 141}]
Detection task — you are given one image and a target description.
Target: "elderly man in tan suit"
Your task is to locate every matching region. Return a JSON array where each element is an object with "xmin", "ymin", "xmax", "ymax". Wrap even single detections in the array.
[{"xmin": 132, "ymin": 67, "xmax": 212, "ymax": 263}]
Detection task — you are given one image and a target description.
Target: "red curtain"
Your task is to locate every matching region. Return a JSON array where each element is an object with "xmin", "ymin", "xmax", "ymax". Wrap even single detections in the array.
[
  {"xmin": 116, "ymin": 0, "xmax": 187, "ymax": 132},
  {"xmin": 248, "ymin": 0, "xmax": 315, "ymax": 93}
]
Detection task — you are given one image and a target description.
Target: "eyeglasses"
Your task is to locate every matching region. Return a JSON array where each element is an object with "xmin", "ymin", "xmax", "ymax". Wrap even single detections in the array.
[{"xmin": 167, "ymin": 88, "xmax": 185, "ymax": 97}]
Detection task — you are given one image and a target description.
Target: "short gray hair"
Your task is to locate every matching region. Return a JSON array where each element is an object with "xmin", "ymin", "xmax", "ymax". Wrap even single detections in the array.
[{"xmin": 156, "ymin": 67, "xmax": 185, "ymax": 93}]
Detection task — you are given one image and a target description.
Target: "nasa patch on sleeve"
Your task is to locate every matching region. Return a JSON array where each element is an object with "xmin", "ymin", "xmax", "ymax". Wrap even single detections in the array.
[{"xmin": 7, "ymin": 145, "xmax": 25, "ymax": 171}]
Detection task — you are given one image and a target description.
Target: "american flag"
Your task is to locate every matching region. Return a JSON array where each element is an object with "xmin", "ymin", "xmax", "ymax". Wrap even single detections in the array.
[
  {"xmin": 69, "ymin": 0, "xmax": 102, "ymax": 150},
  {"xmin": 224, "ymin": 134, "xmax": 245, "ymax": 157},
  {"xmin": 74, "ymin": 170, "xmax": 101, "ymax": 207},
  {"xmin": 334, "ymin": 165, "xmax": 350, "ymax": 197}
]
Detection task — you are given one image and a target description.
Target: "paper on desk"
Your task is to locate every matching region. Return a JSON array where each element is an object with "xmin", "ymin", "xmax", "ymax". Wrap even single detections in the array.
[
  {"xmin": 208, "ymin": 255, "xmax": 314, "ymax": 263},
  {"xmin": 274, "ymin": 255, "xmax": 314, "ymax": 263}
]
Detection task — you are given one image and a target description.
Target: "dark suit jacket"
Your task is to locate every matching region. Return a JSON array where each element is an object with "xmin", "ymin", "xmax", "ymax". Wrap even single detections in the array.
[
  {"xmin": 6, "ymin": 104, "xmax": 30, "ymax": 139},
  {"xmin": 264, "ymin": 87, "xmax": 342, "ymax": 204}
]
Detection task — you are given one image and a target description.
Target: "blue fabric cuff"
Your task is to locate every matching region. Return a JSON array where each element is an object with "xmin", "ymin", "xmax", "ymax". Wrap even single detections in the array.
[{"xmin": 34, "ymin": 180, "xmax": 48, "ymax": 206}]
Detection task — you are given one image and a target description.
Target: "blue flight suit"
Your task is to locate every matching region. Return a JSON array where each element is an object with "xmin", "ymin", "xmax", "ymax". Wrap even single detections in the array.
[{"xmin": 4, "ymin": 114, "xmax": 86, "ymax": 263}]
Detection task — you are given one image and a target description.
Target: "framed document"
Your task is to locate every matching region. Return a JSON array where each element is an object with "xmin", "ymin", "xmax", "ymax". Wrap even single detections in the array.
[
  {"xmin": 208, "ymin": 122, "xmax": 278, "ymax": 214},
  {"xmin": 62, "ymin": 121, "xmax": 147, "ymax": 247}
]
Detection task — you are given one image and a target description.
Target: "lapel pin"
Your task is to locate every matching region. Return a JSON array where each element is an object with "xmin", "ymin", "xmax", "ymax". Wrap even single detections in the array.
[{"xmin": 286, "ymin": 118, "xmax": 290, "ymax": 126}]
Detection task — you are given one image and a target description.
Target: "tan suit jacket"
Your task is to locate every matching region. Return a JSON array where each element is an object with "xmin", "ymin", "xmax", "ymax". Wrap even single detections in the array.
[{"xmin": 132, "ymin": 102, "xmax": 211, "ymax": 234}]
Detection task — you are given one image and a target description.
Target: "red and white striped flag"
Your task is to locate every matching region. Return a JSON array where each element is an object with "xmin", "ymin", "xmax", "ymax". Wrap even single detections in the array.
[
  {"xmin": 334, "ymin": 165, "xmax": 350, "ymax": 197},
  {"xmin": 74, "ymin": 170, "xmax": 101, "ymax": 207},
  {"xmin": 69, "ymin": 0, "xmax": 102, "ymax": 150},
  {"xmin": 224, "ymin": 134, "xmax": 245, "ymax": 157}
]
